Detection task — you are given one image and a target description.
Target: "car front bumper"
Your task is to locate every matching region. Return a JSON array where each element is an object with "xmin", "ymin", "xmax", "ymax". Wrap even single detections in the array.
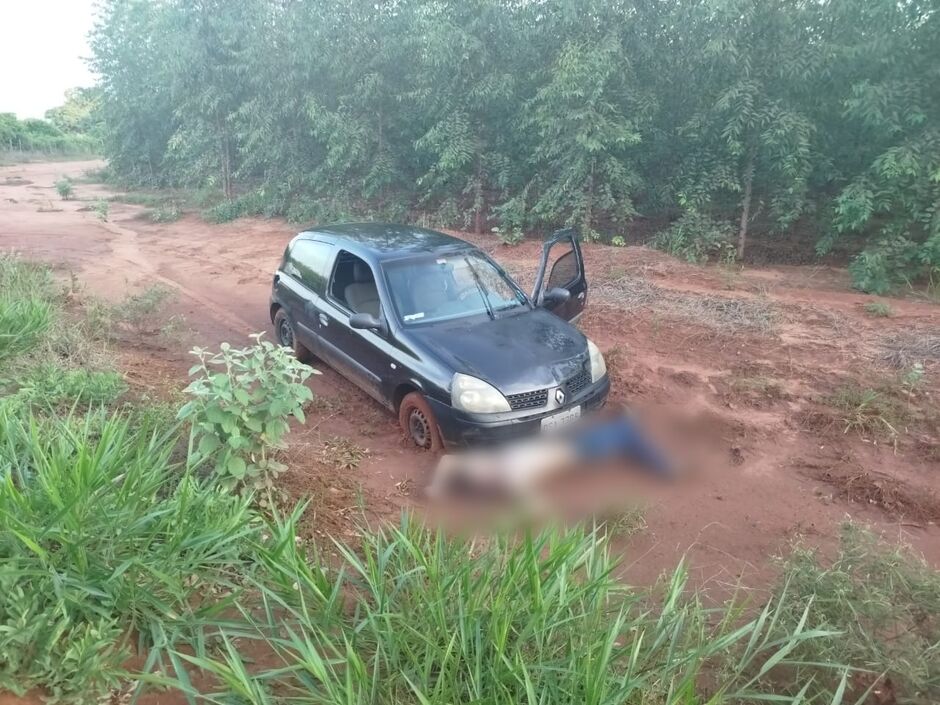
[{"xmin": 428, "ymin": 375, "xmax": 611, "ymax": 448}]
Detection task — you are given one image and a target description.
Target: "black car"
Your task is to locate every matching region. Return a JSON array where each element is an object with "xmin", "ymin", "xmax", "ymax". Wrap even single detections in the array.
[{"xmin": 269, "ymin": 223, "xmax": 609, "ymax": 450}]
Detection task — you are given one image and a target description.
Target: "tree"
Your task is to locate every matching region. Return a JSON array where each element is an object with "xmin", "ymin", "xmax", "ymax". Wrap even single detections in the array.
[
  {"xmin": 671, "ymin": 0, "xmax": 820, "ymax": 259},
  {"xmin": 526, "ymin": 35, "xmax": 643, "ymax": 238}
]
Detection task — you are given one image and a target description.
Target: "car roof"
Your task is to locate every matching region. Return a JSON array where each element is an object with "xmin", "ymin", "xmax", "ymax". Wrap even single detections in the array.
[{"xmin": 296, "ymin": 223, "xmax": 473, "ymax": 259}]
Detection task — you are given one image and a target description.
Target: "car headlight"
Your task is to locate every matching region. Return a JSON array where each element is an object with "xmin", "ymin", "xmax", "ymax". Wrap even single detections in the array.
[
  {"xmin": 451, "ymin": 373, "xmax": 511, "ymax": 413},
  {"xmin": 587, "ymin": 339, "xmax": 607, "ymax": 382}
]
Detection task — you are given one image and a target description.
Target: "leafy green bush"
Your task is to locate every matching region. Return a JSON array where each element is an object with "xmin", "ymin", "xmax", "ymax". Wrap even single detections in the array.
[
  {"xmin": 772, "ymin": 523, "xmax": 940, "ymax": 702},
  {"xmin": 491, "ymin": 225, "xmax": 523, "ymax": 246},
  {"xmin": 0, "ymin": 409, "xmax": 259, "ymax": 703},
  {"xmin": 147, "ymin": 203, "xmax": 182, "ymax": 223},
  {"xmin": 285, "ymin": 195, "xmax": 358, "ymax": 225},
  {"xmin": 54, "ymin": 177, "xmax": 74, "ymax": 200},
  {"xmin": 651, "ymin": 210, "xmax": 735, "ymax": 264},
  {"xmin": 848, "ymin": 236, "xmax": 922, "ymax": 294},
  {"xmin": 202, "ymin": 190, "xmax": 270, "ymax": 223},
  {"xmin": 178, "ymin": 335, "xmax": 315, "ymax": 493},
  {"xmin": 92, "ymin": 199, "xmax": 109, "ymax": 221}
]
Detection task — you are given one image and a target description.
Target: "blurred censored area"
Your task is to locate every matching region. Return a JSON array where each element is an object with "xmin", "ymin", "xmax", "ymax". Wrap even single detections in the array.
[{"xmin": 425, "ymin": 405, "xmax": 687, "ymax": 519}]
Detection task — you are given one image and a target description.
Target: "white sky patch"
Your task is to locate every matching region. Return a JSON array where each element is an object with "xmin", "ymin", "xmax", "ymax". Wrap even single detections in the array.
[{"xmin": 0, "ymin": 0, "xmax": 97, "ymax": 118}]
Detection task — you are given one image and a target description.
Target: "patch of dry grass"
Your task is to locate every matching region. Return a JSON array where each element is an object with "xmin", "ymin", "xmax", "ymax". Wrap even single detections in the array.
[
  {"xmin": 593, "ymin": 275, "xmax": 775, "ymax": 332},
  {"xmin": 881, "ymin": 332, "xmax": 940, "ymax": 369}
]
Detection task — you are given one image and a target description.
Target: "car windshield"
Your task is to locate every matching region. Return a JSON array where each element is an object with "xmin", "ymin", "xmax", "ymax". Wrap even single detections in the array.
[{"xmin": 383, "ymin": 252, "xmax": 528, "ymax": 325}]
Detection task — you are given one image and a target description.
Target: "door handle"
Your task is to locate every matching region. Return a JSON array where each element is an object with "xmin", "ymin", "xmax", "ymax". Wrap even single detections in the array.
[{"xmin": 318, "ymin": 313, "xmax": 329, "ymax": 327}]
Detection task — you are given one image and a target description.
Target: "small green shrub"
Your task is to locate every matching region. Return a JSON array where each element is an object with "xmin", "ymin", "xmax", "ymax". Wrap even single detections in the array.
[
  {"xmin": 864, "ymin": 300, "xmax": 892, "ymax": 317},
  {"xmin": 117, "ymin": 284, "xmax": 173, "ymax": 331},
  {"xmin": 827, "ymin": 382, "xmax": 906, "ymax": 438},
  {"xmin": 849, "ymin": 236, "xmax": 920, "ymax": 294},
  {"xmin": 92, "ymin": 199, "xmax": 109, "ymax": 221},
  {"xmin": 611, "ymin": 235, "xmax": 626, "ymax": 247},
  {"xmin": 491, "ymin": 225, "xmax": 524, "ymax": 246},
  {"xmin": 178, "ymin": 334, "xmax": 316, "ymax": 493},
  {"xmin": 147, "ymin": 203, "xmax": 182, "ymax": 223},
  {"xmin": 203, "ymin": 190, "xmax": 269, "ymax": 223},
  {"xmin": 651, "ymin": 210, "xmax": 735, "ymax": 264},
  {"xmin": 54, "ymin": 177, "xmax": 73, "ymax": 200}
]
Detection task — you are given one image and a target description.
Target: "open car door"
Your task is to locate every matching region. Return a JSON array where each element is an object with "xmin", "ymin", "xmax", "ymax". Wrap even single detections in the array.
[{"xmin": 531, "ymin": 227, "xmax": 587, "ymax": 322}]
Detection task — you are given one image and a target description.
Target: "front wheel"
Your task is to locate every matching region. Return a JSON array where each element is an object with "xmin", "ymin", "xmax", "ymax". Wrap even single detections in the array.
[
  {"xmin": 273, "ymin": 308, "xmax": 312, "ymax": 363},
  {"xmin": 398, "ymin": 392, "xmax": 444, "ymax": 452}
]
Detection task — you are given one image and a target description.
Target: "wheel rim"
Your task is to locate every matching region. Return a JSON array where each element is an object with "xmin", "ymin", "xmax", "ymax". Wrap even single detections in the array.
[
  {"xmin": 408, "ymin": 407, "xmax": 432, "ymax": 449},
  {"xmin": 278, "ymin": 318, "xmax": 294, "ymax": 348}
]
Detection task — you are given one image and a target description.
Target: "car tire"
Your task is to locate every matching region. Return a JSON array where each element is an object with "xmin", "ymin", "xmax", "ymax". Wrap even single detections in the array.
[
  {"xmin": 399, "ymin": 391, "xmax": 443, "ymax": 452},
  {"xmin": 273, "ymin": 308, "xmax": 312, "ymax": 363}
]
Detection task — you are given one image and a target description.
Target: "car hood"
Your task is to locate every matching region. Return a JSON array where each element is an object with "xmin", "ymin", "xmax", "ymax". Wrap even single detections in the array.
[{"xmin": 408, "ymin": 308, "xmax": 589, "ymax": 394}]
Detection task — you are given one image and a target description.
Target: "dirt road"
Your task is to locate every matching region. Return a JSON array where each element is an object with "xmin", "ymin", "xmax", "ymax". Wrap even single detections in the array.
[{"xmin": 2, "ymin": 160, "xmax": 938, "ymax": 592}]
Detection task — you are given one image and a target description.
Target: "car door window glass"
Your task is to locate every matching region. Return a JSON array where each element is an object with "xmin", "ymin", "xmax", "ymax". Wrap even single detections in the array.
[
  {"xmin": 330, "ymin": 252, "xmax": 381, "ymax": 317},
  {"xmin": 288, "ymin": 240, "xmax": 333, "ymax": 295},
  {"xmin": 546, "ymin": 246, "xmax": 579, "ymax": 290}
]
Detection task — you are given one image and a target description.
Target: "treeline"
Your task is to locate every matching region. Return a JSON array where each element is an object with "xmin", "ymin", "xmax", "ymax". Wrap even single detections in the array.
[
  {"xmin": 1, "ymin": 89, "xmax": 102, "ymax": 157},
  {"xmin": 90, "ymin": 0, "xmax": 939, "ymax": 292}
]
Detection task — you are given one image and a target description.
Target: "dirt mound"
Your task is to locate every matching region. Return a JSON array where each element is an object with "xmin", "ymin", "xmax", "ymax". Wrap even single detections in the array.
[{"xmin": 796, "ymin": 459, "xmax": 940, "ymax": 525}]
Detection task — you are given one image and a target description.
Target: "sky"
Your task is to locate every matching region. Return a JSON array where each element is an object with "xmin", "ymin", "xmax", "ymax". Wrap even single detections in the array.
[{"xmin": 0, "ymin": 0, "xmax": 98, "ymax": 119}]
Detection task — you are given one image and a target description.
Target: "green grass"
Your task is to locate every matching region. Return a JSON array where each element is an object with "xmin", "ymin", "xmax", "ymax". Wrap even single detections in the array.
[
  {"xmin": 167, "ymin": 517, "xmax": 850, "ymax": 705},
  {"xmin": 827, "ymin": 382, "xmax": 907, "ymax": 439},
  {"xmin": 1, "ymin": 251, "xmax": 937, "ymax": 704},
  {"xmin": 0, "ymin": 253, "xmax": 58, "ymax": 363},
  {"xmin": 772, "ymin": 523, "xmax": 940, "ymax": 702},
  {"xmin": 864, "ymin": 300, "xmax": 893, "ymax": 318},
  {"xmin": 0, "ymin": 408, "xmax": 261, "ymax": 703},
  {"xmin": 9, "ymin": 364, "xmax": 126, "ymax": 409}
]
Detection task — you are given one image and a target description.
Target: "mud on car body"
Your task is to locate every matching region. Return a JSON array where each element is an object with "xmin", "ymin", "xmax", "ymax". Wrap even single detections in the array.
[{"xmin": 270, "ymin": 223, "xmax": 609, "ymax": 450}]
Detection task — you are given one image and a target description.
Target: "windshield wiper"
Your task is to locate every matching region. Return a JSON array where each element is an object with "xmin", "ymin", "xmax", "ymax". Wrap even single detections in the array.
[{"xmin": 463, "ymin": 256, "xmax": 495, "ymax": 320}]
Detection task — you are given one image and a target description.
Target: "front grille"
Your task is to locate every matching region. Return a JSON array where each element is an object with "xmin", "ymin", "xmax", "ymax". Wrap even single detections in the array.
[
  {"xmin": 506, "ymin": 366, "xmax": 592, "ymax": 412},
  {"xmin": 507, "ymin": 388, "xmax": 548, "ymax": 411},
  {"xmin": 565, "ymin": 367, "xmax": 591, "ymax": 397}
]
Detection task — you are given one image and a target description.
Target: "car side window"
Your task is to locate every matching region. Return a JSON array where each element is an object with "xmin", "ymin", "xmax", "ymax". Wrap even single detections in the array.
[
  {"xmin": 546, "ymin": 245, "xmax": 579, "ymax": 291},
  {"xmin": 287, "ymin": 240, "xmax": 333, "ymax": 295},
  {"xmin": 329, "ymin": 251, "xmax": 382, "ymax": 318}
]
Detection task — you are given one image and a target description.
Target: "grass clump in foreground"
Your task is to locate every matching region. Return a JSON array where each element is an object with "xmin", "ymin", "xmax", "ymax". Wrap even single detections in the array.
[
  {"xmin": 0, "ymin": 409, "xmax": 261, "ymax": 703},
  {"xmin": 173, "ymin": 517, "xmax": 845, "ymax": 705},
  {"xmin": 774, "ymin": 523, "xmax": 940, "ymax": 703}
]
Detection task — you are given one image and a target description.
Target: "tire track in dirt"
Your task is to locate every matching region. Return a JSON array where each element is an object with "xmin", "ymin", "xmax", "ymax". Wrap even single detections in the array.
[{"xmin": 97, "ymin": 217, "xmax": 260, "ymax": 337}]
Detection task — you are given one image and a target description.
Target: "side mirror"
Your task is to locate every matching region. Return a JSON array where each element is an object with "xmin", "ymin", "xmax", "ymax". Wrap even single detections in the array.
[
  {"xmin": 349, "ymin": 312, "xmax": 386, "ymax": 334},
  {"xmin": 541, "ymin": 286, "xmax": 571, "ymax": 307}
]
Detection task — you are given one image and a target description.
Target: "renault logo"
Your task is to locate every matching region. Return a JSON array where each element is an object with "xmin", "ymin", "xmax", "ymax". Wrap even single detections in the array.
[{"xmin": 554, "ymin": 388, "xmax": 566, "ymax": 405}]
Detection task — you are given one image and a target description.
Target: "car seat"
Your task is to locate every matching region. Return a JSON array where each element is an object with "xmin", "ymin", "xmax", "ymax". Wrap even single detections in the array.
[
  {"xmin": 410, "ymin": 270, "xmax": 450, "ymax": 319},
  {"xmin": 344, "ymin": 261, "xmax": 380, "ymax": 317}
]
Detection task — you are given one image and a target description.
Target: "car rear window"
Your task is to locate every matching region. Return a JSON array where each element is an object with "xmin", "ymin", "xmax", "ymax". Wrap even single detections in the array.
[{"xmin": 286, "ymin": 239, "xmax": 333, "ymax": 295}]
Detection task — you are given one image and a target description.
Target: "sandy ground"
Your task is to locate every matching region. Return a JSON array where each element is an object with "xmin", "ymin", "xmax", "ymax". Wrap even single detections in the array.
[{"xmin": 2, "ymin": 160, "xmax": 939, "ymax": 603}]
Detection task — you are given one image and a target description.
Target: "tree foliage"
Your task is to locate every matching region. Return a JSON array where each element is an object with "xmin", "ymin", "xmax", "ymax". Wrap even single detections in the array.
[{"xmin": 90, "ymin": 0, "xmax": 940, "ymax": 291}]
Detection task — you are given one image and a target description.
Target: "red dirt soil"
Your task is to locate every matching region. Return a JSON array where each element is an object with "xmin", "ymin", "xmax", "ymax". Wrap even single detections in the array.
[{"xmin": 2, "ymin": 160, "xmax": 939, "ymax": 603}]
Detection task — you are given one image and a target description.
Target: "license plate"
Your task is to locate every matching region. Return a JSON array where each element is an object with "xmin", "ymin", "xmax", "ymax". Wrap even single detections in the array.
[{"xmin": 540, "ymin": 405, "xmax": 581, "ymax": 432}]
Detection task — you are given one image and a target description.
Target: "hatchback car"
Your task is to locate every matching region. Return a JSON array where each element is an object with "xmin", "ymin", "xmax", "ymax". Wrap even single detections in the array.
[{"xmin": 270, "ymin": 223, "xmax": 609, "ymax": 450}]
